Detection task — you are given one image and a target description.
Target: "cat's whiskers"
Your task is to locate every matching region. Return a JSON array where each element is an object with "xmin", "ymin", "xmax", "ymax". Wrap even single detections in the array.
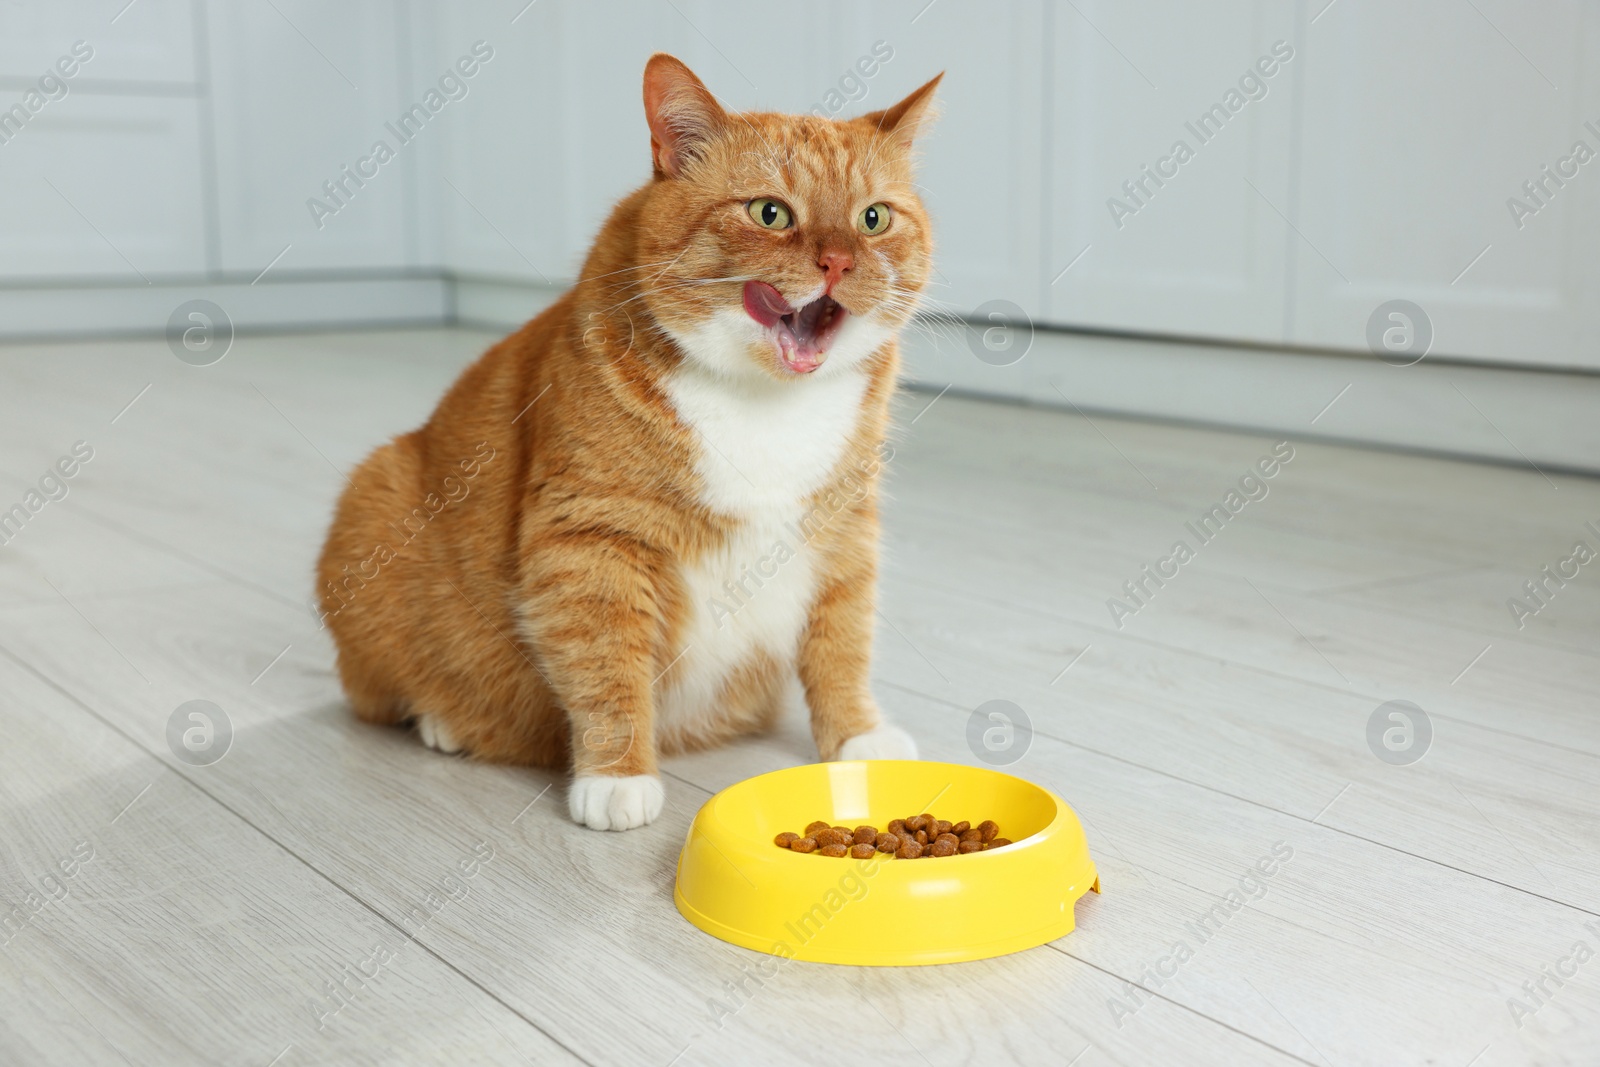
[
  {"xmin": 643, "ymin": 246, "xmax": 695, "ymax": 287},
  {"xmin": 882, "ymin": 286, "xmax": 974, "ymax": 352},
  {"xmin": 582, "ymin": 259, "xmax": 684, "ymax": 286},
  {"xmin": 592, "ymin": 273, "xmax": 757, "ymax": 320},
  {"xmin": 590, "ymin": 262, "xmax": 712, "ymax": 301},
  {"xmin": 870, "ymin": 285, "xmax": 967, "ymax": 347}
]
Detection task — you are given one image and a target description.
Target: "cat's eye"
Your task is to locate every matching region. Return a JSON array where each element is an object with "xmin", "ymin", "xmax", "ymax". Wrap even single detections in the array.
[
  {"xmin": 858, "ymin": 203, "xmax": 892, "ymax": 235},
  {"xmin": 747, "ymin": 198, "xmax": 793, "ymax": 230}
]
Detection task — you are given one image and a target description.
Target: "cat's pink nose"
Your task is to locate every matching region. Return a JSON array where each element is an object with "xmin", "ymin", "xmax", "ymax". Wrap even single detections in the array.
[{"xmin": 817, "ymin": 249, "xmax": 853, "ymax": 293}]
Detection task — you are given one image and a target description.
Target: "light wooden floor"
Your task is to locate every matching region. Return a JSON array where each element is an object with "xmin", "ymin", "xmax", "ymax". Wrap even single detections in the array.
[{"xmin": 1, "ymin": 327, "xmax": 1597, "ymax": 1067}]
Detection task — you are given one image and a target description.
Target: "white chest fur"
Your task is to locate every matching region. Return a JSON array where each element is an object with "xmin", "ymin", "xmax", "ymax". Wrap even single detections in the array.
[
  {"xmin": 656, "ymin": 356, "xmax": 871, "ymax": 737},
  {"xmin": 663, "ymin": 356, "xmax": 873, "ymax": 515}
]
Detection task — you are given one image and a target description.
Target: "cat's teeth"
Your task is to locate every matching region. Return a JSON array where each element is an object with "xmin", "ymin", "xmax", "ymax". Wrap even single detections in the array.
[
  {"xmin": 767, "ymin": 292, "xmax": 845, "ymax": 373},
  {"xmin": 778, "ymin": 328, "xmax": 824, "ymax": 374}
]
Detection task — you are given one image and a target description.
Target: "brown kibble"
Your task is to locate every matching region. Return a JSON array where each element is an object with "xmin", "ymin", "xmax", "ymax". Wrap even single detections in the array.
[
  {"xmin": 774, "ymin": 832, "xmax": 799, "ymax": 849},
  {"xmin": 799, "ymin": 812, "xmax": 1006, "ymax": 859}
]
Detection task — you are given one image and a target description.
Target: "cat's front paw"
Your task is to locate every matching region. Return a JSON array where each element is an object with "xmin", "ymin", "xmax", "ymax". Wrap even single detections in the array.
[
  {"xmin": 568, "ymin": 774, "xmax": 665, "ymax": 831},
  {"xmin": 837, "ymin": 723, "xmax": 919, "ymax": 761},
  {"xmin": 416, "ymin": 713, "xmax": 464, "ymax": 754}
]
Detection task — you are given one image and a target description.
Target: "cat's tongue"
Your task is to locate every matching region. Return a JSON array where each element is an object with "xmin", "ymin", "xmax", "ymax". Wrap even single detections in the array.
[{"xmin": 742, "ymin": 280, "xmax": 793, "ymax": 328}]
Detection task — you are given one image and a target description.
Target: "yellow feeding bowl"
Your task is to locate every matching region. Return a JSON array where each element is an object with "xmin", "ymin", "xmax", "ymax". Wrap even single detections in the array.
[{"xmin": 673, "ymin": 760, "xmax": 1100, "ymax": 966}]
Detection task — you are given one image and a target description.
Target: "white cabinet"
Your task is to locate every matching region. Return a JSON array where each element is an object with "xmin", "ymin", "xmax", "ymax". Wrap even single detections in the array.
[
  {"xmin": 0, "ymin": 0, "xmax": 206, "ymax": 280},
  {"xmin": 1045, "ymin": 0, "xmax": 1299, "ymax": 344},
  {"xmin": 1288, "ymin": 0, "xmax": 1600, "ymax": 369},
  {"xmin": 203, "ymin": 0, "xmax": 419, "ymax": 274},
  {"xmin": 0, "ymin": 0, "xmax": 196, "ymax": 85},
  {"xmin": 435, "ymin": 0, "xmax": 686, "ymax": 283},
  {"xmin": 0, "ymin": 95, "xmax": 207, "ymax": 281},
  {"xmin": 1038, "ymin": 0, "xmax": 1598, "ymax": 368}
]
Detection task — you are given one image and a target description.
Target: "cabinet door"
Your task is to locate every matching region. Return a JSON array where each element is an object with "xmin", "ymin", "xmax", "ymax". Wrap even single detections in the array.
[
  {"xmin": 204, "ymin": 0, "xmax": 415, "ymax": 273},
  {"xmin": 0, "ymin": 0, "xmax": 205, "ymax": 281},
  {"xmin": 436, "ymin": 0, "xmax": 686, "ymax": 283},
  {"xmin": 0, "ymin": 0, "xmax": 196, "ymax": 84},
  {"xmin": 1290, "ymin": 0, "xmax": 1597, "ymax": 369},
  {"xmin": 0, "ymin": 95, "xmax": 207, "ymax": 280},
  {"xmin": 1046, "ymin": 0, "xmax": 1299, "ymax": 342}
]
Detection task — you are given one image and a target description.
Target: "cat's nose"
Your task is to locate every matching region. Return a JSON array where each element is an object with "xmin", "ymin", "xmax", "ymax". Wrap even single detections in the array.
[{"xmin": 817, "ymin": 248, "xmax": 854, "ymax": 293}]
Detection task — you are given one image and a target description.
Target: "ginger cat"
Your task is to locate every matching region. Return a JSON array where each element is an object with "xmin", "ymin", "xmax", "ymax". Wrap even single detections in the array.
[{"xmin": 316, "ymin": 54, "xmax": 940, "ymax": 830}]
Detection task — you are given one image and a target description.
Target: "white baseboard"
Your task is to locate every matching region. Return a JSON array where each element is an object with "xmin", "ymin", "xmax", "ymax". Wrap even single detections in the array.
[
  {"xmin": 8, "ymin": 274, "xmax": 1597, "ymax": 476},
  {"xmin": 450, "ymin": 274, "xmax": 563, "ymax": 332},
  {"xmin": 898, "ymin": 321, "xmax": 1600, "ymax": 477},
  {"xmin": 0, "ymin": 274, "xmax": 451, "ymax": 341}
]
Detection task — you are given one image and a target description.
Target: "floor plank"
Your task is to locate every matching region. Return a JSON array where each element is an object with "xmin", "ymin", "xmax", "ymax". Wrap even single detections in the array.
[
  {"xmin": 879, "ymin": 495, "xmax": 1600, "ymax": 755},
  {"xmin": 0, "ymin": 654, "xmax": 581, "ymax": 1067},
  {"xmin": 869, "ymin": 579, "xmax": 1600, "ymax": 912}
]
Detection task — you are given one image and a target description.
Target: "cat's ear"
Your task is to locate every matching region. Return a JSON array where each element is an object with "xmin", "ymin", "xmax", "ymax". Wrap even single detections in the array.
[
  {"xmin": 855, "ymin": 72, "xmax": 944, "ymax": 149},
  {"xmin": 642, "ymin": 53, "xmax": 727, "ymax": 178}
]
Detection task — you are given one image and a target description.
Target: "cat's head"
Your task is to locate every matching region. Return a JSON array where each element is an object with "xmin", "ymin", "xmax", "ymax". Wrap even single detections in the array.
[{"xmin": 630, "ymin": 53, "xmax": 941, "ymax": 382}]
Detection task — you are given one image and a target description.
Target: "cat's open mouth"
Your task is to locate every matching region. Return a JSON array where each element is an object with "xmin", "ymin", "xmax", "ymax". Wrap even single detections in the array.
[{"xmin": 742, "ymin": 281, "xmax": 847, "ymax": 374}]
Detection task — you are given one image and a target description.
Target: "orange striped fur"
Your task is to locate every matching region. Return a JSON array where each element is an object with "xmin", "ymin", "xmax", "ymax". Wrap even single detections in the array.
[{"xmin": 316, "ymin": 54, "xmax": 941, "ymax": 829}]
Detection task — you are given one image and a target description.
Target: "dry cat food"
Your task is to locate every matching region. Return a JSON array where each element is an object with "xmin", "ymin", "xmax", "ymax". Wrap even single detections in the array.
[{"xmin": 773, "ymin": 813, "xmax": 1013, "ymax": 859}]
